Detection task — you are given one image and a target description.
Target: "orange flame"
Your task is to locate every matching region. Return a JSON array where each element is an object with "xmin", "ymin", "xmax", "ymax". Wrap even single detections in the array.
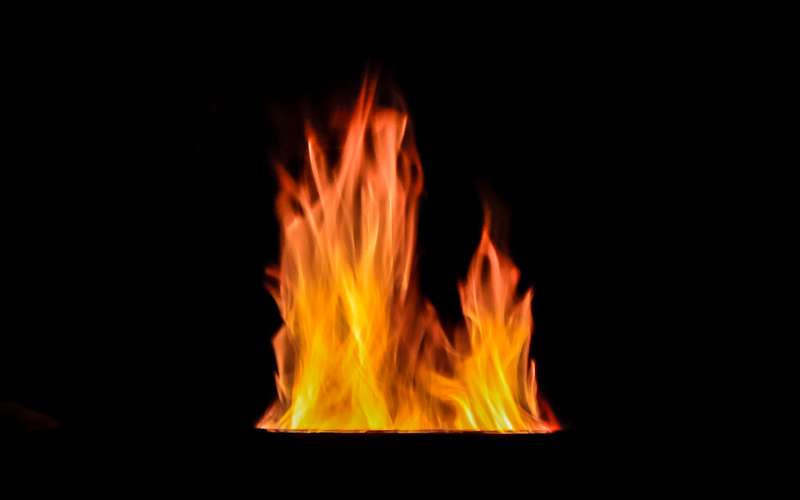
[{"xmin": 258, "ymin": 78, "xmax": 559, "ymax": 432}]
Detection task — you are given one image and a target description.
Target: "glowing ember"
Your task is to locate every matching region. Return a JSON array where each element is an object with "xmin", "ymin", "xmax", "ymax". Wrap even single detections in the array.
[{"xmin": 257, "ymin": 78, "xmax": 559, "ymax": 432}]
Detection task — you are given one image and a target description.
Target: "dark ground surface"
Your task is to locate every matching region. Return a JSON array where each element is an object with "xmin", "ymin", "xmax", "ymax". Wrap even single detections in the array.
[{"xmin": 9, "ymin": 428, "xmax": 598, "ymax": 489}]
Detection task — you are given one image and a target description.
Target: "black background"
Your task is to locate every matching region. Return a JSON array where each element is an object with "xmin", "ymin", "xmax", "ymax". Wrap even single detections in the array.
[{"xmin": 1, "ymin": 13, "xmax": 701, "ymax": 448}]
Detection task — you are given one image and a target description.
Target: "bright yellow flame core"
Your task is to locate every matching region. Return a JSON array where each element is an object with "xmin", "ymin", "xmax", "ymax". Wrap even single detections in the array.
[{"xmin": 258, "ymin": 81, "xmax": 558, "ymax": 432}]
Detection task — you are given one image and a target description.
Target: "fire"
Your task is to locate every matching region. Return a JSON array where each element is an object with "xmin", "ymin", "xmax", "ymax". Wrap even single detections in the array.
[{"xmin": 257, "ymin": 78, "xmax": 559, "ymax": 432}]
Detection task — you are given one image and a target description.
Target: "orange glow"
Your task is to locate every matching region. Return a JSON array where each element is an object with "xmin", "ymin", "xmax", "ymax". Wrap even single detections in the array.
[{"xmin": 257, "ymin": 78, "xmax": 559, "ymax": 432}]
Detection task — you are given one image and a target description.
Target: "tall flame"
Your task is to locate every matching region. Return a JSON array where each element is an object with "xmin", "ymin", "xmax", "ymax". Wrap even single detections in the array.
[{"xmin": 258, "ymin": 79, "xmax": 558, "ymax": 432}]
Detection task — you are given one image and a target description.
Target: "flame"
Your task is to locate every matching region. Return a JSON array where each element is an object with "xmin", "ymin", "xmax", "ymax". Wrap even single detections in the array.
[{"xmin": 257, "ymin": 79, "xmax": 559, "ymax": 432}]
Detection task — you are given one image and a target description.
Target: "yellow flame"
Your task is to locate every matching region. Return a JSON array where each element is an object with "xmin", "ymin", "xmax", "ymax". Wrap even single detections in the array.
[{"xmin": 258, "ymin": 79, "xmax": 558, "ymax": 432}]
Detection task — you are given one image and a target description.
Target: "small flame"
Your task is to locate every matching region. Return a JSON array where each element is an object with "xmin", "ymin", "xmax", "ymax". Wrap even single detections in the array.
[{"xmin": 258, "ymin": 78, "xmax": 558, "ymax": 432}]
